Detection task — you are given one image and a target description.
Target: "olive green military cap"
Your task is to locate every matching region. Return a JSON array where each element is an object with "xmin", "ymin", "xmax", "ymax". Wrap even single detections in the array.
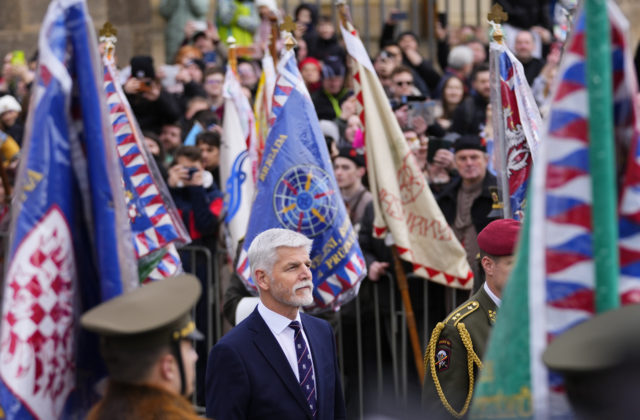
[
  {"xmin": 543, "ymin": 303, "xmax": 640, "ymax": 372},
  {"xmin": 81, "ymin": 273, "xmax": 203, "ymax": 343},
  {"xmin": 543, "ymin": 304, "xmax": 640, "ymax": 419}
]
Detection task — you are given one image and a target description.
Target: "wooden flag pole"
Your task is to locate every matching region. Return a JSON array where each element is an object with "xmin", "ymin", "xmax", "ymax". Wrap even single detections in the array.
[
  {"xmin": 268, "ymin": 12, "xmax": 279, "ymax": 66},
  {"xmin": 336, "ymin": 0, "xmax": 426, "ymax": 384},
  {"xmin": 392, "ymin": 246, "xmax": 426, "ymax": 382}
]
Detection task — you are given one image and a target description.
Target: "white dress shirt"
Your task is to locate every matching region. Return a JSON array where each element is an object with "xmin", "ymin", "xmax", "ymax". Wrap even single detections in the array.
[
  {"xmin": 483, "ymin": 281, "xmax": 502, "ymax": 308},
  {"xmin": 257, "ymin": 302, "xmax": 317, "ymax": 390}
]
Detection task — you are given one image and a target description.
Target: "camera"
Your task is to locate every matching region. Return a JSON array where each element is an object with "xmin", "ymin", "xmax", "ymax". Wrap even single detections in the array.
[{"xmin": 187, "ymin": 167, "xmax": 199, "ymax": 180}]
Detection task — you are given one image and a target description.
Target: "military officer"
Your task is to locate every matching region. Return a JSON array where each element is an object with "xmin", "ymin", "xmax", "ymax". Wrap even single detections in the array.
[
  {"xmin": 421, "ymin": 218, "xmax": 521, "ymax": 419},
  {"xmin": 544, "ymin": 303, "xmax": 640, "ymax": 419},
  {"xmin": 81, "ymin": 274, "xmax": 203, "ymax": 420}
]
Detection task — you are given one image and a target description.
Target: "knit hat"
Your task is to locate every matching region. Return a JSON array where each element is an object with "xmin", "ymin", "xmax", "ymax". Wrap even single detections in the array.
[
  {"xmin": 337, "ymin": 146, "xmax": 365, "ymax": 168},
  {"xmin": 322, "ymin": 55, "xmax": 346, "ymax": 79},
  {"xmin": 453, "ymin": 134, "xmax": 486, "ymax": 153},
  {"xmin": 0, "ymin": 95, "xmax": 21, "ymax": 115}
]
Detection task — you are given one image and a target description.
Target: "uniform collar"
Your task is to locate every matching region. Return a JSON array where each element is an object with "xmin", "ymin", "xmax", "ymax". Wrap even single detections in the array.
[{"xmin": 483, "ymin": 281, "xmax": 501, "ymax": 308}]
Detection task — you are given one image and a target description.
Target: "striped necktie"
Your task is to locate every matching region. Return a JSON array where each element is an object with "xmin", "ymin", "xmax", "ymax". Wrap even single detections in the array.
[{"xmin": 289, "ymin": 320, "xmax": 317, "ymax": 418}]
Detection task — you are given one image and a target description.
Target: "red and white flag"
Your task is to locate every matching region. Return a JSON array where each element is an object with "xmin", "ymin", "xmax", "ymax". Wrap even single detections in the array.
[{"xmin": 340, "ymin": 23, "xmax": 473, "ymax": 289}]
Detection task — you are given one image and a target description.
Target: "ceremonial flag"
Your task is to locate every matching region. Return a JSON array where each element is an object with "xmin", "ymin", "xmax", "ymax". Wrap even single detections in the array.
[
  {"xmin": 340, "ymin": 23, "xmax": 473, "ymax": 289},
  {"xmin": 103, "ymin": 56, "xmax": 190, "ymax": 281},
  {"xmin": 220, "ymin": 65, "xmax": 257, "ymax": 259},
  {"xmin": 471, "ymin": 2, "xmax": 640, "ymax": 418},
  {"xmin": 489, "ymin": 39, "xmax": 542, "ymax": 220},
  {"xmin": 0, "ymin": 1, "xmax": 138, "ymax": 418},
  {"xmin": 236, "ymin": 50, "xmax": 366, "ymax": 311},
  {"xmin": 253, "ymin": 54, "xmax": 276, "ymax": 168}
]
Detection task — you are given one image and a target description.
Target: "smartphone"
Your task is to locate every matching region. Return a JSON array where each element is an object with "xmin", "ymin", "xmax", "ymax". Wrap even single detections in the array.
[
  {"xmin": 390, "ymin": 11, "xmax": 408, "ymax": 21},
  {"xmin": 427, "ymin": 138, "xmax": 449, "ymax": 163},
  {"xmin": 11, "ymin": 50, "xmax": 26, "ymax": 66},
  {"xmin": 137, "ymin": 79, "xmax": 153, "ymax": 93},
  {"xmin": 438, "ymin": 12, "xmax": 448, "ymax": 28}
]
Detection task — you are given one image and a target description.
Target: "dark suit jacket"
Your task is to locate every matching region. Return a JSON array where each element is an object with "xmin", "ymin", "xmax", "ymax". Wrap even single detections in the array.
[{"xmin": 205, "ymin": 307, "xmax": 346, "ymax": 420}]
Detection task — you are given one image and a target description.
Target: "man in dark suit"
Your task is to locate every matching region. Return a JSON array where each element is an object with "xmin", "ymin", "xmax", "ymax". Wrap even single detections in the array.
[{"xmin": 205, "ymin": 228, "xmax": 346, "ymax": 420}]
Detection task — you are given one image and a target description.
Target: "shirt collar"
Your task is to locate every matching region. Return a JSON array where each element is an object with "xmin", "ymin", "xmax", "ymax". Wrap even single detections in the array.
[
  {"xmin": 258, "ymin": 301, "xmax": 301, "ymax": 336},
  {"xmin": 483, "ymin": 281, "xmax": 502, "ymax": 308}
]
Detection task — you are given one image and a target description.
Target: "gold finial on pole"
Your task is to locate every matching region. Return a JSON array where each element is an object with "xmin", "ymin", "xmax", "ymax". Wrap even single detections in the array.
[
  {"xmin": 279, "ymin": 16, "xmax": 298, "ymax": 52},
  {"xmin": 279, "ymin": 15, "xmax": 297, "ymax": 33},
  {"xmin": 227, "ymin": 36, "xmax": 238, "ymax": 74},
  {"xmin": 99, "ymin": 22, "xmax": 118, "ymax": 60},
  {"xmin": 487, "ymin": 4, "xmax": 508, "ymax": 44}
]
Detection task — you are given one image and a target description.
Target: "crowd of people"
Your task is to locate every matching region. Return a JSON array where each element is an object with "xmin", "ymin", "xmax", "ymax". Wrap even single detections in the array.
[{"xmin": 3, "ymin": 0, "xmax": 640, "ymax": 418}]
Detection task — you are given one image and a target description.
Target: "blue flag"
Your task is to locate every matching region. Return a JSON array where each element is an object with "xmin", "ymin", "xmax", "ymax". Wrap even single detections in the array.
[
  {"xmin": 236, "ymin": 51, "xmax": 366, "ymax": 312},
  {"xmin": 0, "ymin": 1, "xmax": 137, "ymax": 418}
]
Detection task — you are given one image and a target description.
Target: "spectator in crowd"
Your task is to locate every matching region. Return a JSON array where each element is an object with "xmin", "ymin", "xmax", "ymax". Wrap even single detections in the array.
[
  {"xmin": 437, "ymin": 135, "xmax": 499, "ymax": 290},
  {"xmin": 514, "ymin": 30, "xmax": 546, "ymax": 85},
  {"xmin": 306, "ymin": 15, "xmax": 346, "ymax": 63},
  {"xmin": 439, "ymin": 45, "xmax": 474, "ymax": 95},
  {"xmin": 294, "ymin": 3, "xmax": 319, "ymax": 44},
  {"xmin": 532, "ymin": 43, "xmax": 561, "ymax": 117},
  {"xmin": 396, "ymin": 31, "xmax": 442, "ymax": 95},
  {"xmin": 82, "ymin": 274, "xmax": 202, "ymax": 420},
  {"xmin": 334, "ymin": 147, "xmax": 372, "ymax": 232},
  {"xmin": 203, "ymin": 66, "xmax": 226, "ymax": 122},
  {"xmin": 190, "ymin": 26, "xmax": 221, "ymax": 67},
  {"xmin": 175, "ymin": 57, "xmax": 208, "ymax": 107},
  {"xmin": 389, "ymin": 66, "xmax": 420, "ymax": 105},
  {"xmin": 196, "ymin": 130, "xmax": 221, "ymax": 187},
  {"xmin": 299, "ymin": 57, "xmax": 322, "ymax": 93},
  {"xmin": 436, "ymin": 75, "xmax": 466, "ymax": 132},
  {"xmin": 496, "ymin": 0, "xmax": 553, "ymax": 59},
  {"xmin": 216, "ymin": 0, "xmax": 260, "ymax": 49},
  {"xmin": 373, "ymin": 50, "xmax": 397, "ymax": 96},
  {"xmin": 311, "ymin": 56, "xmax": 350, "ymax": 121},
  {"xmin": 0, "ymin": 94, "xmax": 24, "ymax": 145},
  {"xmin": 450, "ymin": 63, "xmax": 490, "ymax": 136},
  {"xmin": 237, "ymin": 59, "xmax": 261, "ymax": 98},
  {"xmin": 124, "ymin": 55, "xmax": 181, "ymax": 135},
  {"xmin": 159, "ymin": 0, "xmax": 209, "ymax": 63},
  {"xmin": 159, "ymin": 121, "xmax": 183, "ymax": 166},
  {"xmin": 341, "ymin": 114, "xmax": 364, "ymax": 149},
  {"xmin": 465, "ymin": 38, "xmax": 488, "ymax": 66},
  {"xmin": 206, "ymin": 228, "xmax": 346, "ymax": 419},
  {"xmin": 143, "ymin": 131, "xmax": 169, "ymax": 181},
  {"xmin": 381, "ymin": 42, "xmax": 429, "ymax": 97},
  {"xmin": 0, "ymin": 51, "xmax": 35, "ymax": 102},
  {"xmin": 319, "ymin": 119, "xmax": 341, "ymax": 159}
]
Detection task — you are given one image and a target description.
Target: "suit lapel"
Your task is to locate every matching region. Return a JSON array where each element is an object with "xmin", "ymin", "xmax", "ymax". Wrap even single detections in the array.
[{"xmin": 248, "ymin": 309, "xmax": 313, "ymax": 418}]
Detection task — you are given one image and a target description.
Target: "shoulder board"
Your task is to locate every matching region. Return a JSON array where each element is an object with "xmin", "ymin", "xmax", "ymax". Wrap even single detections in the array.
[{"xmin": 443, "ymin": 301, "xmax": 480, "ymax": 326}]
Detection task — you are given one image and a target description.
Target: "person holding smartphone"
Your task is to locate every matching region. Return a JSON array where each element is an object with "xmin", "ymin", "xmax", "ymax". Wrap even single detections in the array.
[{"xmin": 124, "ymin": 56, "xmax": 181, "ymax": 135}]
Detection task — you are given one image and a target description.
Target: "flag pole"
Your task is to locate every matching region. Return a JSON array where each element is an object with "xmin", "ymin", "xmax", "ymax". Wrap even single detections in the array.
[
  {"xmin": 337, "ymin": 0, "xmax": 425, "ymax": 383},
  {"xmin": 268, "ymin": 12, "xmax": 280, "ymax": 67},
  {"xmin": 488, "ymin": 4, "xmax": 510, "ymax": 219},
  {"xmin": 228, "ymin": 36, "xmax": 238, "ymax": 75},
  {"xmin": 585, "ymin": 0, "xmax": 619, "ymax": 312}
]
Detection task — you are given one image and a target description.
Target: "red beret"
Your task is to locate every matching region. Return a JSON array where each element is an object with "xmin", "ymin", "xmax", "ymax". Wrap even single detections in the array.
[{"xmin": 477, "ymin": 219, "xmax": 521, "ymax": 256}]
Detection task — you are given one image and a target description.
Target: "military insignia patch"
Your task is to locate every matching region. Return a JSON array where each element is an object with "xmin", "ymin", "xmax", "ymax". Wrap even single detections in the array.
[{"xmin": 435, "ymin": 338, "xmax": 452, "ymax": 371}]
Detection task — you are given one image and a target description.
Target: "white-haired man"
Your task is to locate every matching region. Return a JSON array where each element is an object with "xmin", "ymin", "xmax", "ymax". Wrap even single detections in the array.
[{"xmin": 206, "ymin": 228, "xmax": 346, "ymax": 420}]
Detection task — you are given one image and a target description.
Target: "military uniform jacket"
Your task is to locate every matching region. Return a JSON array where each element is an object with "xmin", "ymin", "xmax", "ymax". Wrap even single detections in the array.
[{"xmin": 422, "ymin": 287, "xmax": 497, "ymax": 419}]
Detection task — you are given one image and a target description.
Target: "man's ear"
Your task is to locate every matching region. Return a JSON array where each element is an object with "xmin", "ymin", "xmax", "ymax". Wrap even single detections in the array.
[
  {"xmin": 357, "ymin": 167, "xmax": 366, "ymax": 178},
  {"xmin": 480, "ymin": 255, "xmax": 494, "ymax": 277},
  {"xmin": 254, "ymin": 269, "xmax": 270, "ymax": 291},
  {"xmin": 159, "ymin": 352, "xmax": 177, "ymax": 382}
]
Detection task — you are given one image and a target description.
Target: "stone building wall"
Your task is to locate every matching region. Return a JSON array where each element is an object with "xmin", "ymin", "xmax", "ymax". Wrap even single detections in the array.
[{"xmin": 0, "ymin": 0, "xmax": 639, "ymax": 68}]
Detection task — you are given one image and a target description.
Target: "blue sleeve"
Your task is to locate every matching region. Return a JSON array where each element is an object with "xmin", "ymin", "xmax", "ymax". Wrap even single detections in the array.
[{"xmin": 206, "ymin": 342, "xmax": 251, "ymax": 419}]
